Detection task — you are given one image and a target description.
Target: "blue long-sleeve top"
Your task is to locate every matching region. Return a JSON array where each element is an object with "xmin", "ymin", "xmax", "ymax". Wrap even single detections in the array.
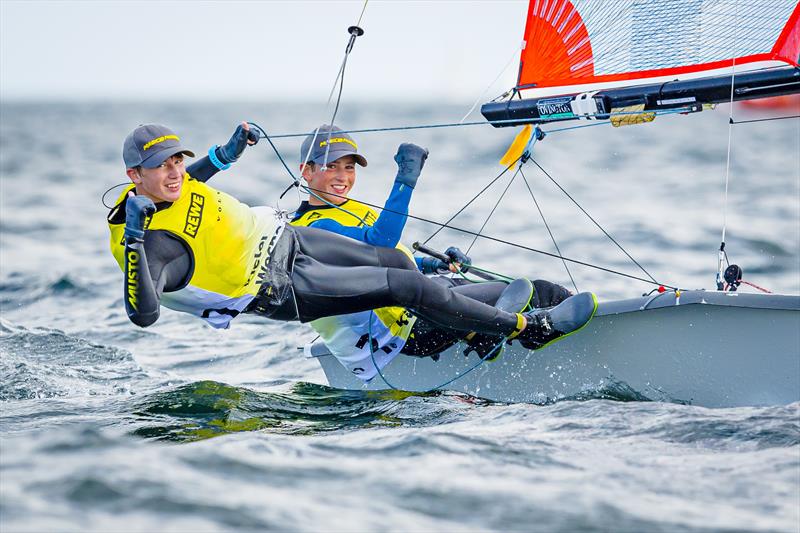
[{"xmin": 292, "ymin": 181, "xmax": 426, "ymax": 271}]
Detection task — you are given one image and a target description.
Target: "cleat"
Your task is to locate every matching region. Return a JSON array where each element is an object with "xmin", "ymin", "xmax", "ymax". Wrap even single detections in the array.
[
  {"xmin": 515, "ymin": 292, "xmax": 597, "ymax": 350},
  {"xmin": 464, "ymin": 278, "xmax": 533, "ymax": 360}
]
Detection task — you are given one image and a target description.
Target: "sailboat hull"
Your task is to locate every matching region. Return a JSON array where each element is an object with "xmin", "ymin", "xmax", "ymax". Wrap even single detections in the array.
[{"xmin": 313, "ymin": 291, "xmax": 800, "ymax": 408}]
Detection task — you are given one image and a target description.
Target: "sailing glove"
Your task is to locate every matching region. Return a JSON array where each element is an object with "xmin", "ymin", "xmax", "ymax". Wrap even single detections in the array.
[
  {"xmin": 394, "ymin": 143, "xmax": 429, "ymax": 188},
  {"xmin": 444, "ymin": 247, "xmax": 471, "ymax": 273},
  {"xmin": 216, "ymin": 124, "xmax": 260, "ymax": 166},
  {"xmin": 124, "ymin": 194, "xmax": 156, "ymax": 242},
  {"xmin": 532, "ymin": 279, "xmax": 572, "ymax": 308},
  {"xmin": 419, "ymin": 247, "xmax": 472, "ymax": 274}
]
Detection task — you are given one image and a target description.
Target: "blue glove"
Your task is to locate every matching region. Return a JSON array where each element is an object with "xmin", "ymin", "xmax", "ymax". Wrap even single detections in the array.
[
  {"xmin": 444, "ymin": 247, "xmax": 471, "ymax": 273},
  {"xmin": 216, "ymin": 124, "xmax": 260, "ymax": 166},
  {"xmin": 125, "ymin": 194, "xmax": 156, "ymax": 242},
  {"xmin": 419, "ymin": 256, "xmax": 448, "ymax": 275},
  {"xmin": 394, "ymin": 143, "xmax": 429, "ymax": 188}
]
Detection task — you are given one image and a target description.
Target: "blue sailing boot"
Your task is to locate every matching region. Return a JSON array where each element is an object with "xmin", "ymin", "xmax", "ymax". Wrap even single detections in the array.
[
  {"xmin": 514, "ymin": 292, "xmax": 598, "ymax": 350},
  {"xmin": 463, "ymin": 278, "xmax": 534, "ymax": 360}
]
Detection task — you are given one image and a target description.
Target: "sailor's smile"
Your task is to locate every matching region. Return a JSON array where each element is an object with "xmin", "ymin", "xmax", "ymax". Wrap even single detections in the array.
[
  {"xmin": 302, "ymin": 155, "xmax": 357, "ymax": 206},
  {"xmin": 132, "ymin": 154, "xmax": 185, "ymax": 203}
]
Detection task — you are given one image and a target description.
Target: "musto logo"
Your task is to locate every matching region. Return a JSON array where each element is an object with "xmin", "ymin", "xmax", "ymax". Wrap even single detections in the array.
[
  {"xmin": 126, "ymin": 250, "xmax": 140, "ymax": 311},
  {"xmin": 184, "ymin": 193, "xmax": 205, "ymax": 237}
]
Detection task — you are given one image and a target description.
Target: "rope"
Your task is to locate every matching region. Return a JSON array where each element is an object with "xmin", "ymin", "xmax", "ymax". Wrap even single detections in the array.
[
  {"xmin": 717, "ymin": 1, "xmax": 739, "ymax": 289},
  {"xmin": 730, "ymin": 114, "xmax": 800, "ymax": 125},
  {"xmin": 258, "ymin": 107, "xmax": 697, "ymax": 140},
  {"xmin": 367, "ymin": 311, "xmax": 504, "ymax": 393},
  {"xmin": 519, "ymin": 167, "xmax": 578, "ymax": 293},
  {"xmin": 527, "ymin": 157, "xmax": 661, "ymax": 285},
  {"xmin": 459, "ymin": 41, "xmax": 525, "ymax": 124},
  {"xmin": 465, "ymin": 165, "xmax": 520, "ymax": 255},
  {"xmin": 422, "ymin": 156, "xmax": 521, "ymax": 245}
]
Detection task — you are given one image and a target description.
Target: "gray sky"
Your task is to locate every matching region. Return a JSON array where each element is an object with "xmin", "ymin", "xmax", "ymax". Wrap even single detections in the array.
[{"xmin": 0, "ymin": 0, "xmax": 527, "ymax": 102}]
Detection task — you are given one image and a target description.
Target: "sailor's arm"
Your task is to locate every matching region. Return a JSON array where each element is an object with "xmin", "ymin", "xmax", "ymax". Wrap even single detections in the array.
[
  {"xmin": 122, "ymin": 194, "xmax": 159, "ymax": 326},
  {"xmin": 122, "ymin": 195, "xmax": 193, "ymax": 327},
  {"xmin": 186, "ymin": 122, "xmax": 260, "ymax": 182},
  {"xmin": 309, "ymin": 143, "xmax": 429, "ymax": 247}
]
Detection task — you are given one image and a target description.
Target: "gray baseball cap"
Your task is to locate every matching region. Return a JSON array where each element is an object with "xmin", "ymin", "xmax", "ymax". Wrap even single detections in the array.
[
  {"xmin": 300, "ymin": 124, "xmax": 367, "ymax": 167},
  {"xmin": 123, "ymin": 124, "xmax": 195, "ymax": 169}
]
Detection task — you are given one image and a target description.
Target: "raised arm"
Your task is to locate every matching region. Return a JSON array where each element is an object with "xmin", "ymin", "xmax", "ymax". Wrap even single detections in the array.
[
  {"xmin": 186, "ymin": 122, "xmax": 260, "ymax": 182},
  {"xmin": 309, "ymin": 143, "xmax": 429, "ymax": 248}
]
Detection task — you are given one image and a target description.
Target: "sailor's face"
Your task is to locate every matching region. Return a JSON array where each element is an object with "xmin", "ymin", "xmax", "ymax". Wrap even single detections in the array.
[
  {"xmin": 301, "ymin": 155, "xmax": 356, "ymax": 206},
  {"xmin": 128, "ymin": 154, "xmax": 185, "ymax": 203}
]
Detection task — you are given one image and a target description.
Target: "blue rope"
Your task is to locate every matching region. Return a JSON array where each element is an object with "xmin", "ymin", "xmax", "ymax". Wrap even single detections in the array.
[{"xmin": 367, "ymin": 311, "xmax": 507, "ymax": 393}]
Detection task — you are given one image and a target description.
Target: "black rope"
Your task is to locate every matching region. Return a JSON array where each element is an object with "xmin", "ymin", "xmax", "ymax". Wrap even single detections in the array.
[
  {"xmin": 465, "ymin": 165, "xmax": 520, "ymax": 255},
  {"xmin": 528, "ymin": 156, "xmax": 660, "ymax": 285},
  {"xmin": 101, "ymin": 182, "xmax": 130, "ymax": 209},
  {"xmin": 730, "ymin": 114, "xmax": 799, "ymax": 125},
  {"xmin": 422, "ymin": 155, "xmax": 522, "ymax": 245},
  {"xmin": 520, "ymin": 167, "xmax": 578, "ymax": 293},
  {"xmin": 294, "ymin": 182, "xmax": 676, "ymax": 289}
]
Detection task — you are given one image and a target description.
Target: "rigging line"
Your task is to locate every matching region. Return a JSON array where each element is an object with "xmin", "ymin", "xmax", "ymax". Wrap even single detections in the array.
[
  {"xmin": 527, "ymin": 156, "xmax": 660, "ymax": 285},
  {"xmin": 261, "ymin": 107, "xmax": 697, "ymax": 140},
  {"xmin": 355, "ymin": 0, "xmax": 368, "ymax": 26},
  {"xmin": 731, "ymin": 114, "xmax": 800, "ymax": 125},
  {"xmin": 296, "ymin": 182, "xmax": 675, "ymax": 288},
  {"xmin": 465, "ymin": 165, "xmax": 521, "ymax": 256},
  {"xmin": 422, "ymin": 156, "xmax": 521, "ymax": 245},
  {"xmin": 519, "ymin": 167, "xmax": 578, "ymax": 294},
  {"xmin": 719, "ymin": 1, "xmax": 739, "ymax": 287},
  {"xmin": 459, "ymin": 41, "xmax": 525, "ymax": 124}
]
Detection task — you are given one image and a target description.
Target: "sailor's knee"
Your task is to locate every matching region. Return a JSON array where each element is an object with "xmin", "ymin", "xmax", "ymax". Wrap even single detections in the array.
[
  {"xmin": 386, "ymin": 268, "xmax": 425, "ymax": 307},
  {"xmin": 376, "ymin": 247, "xmax": 416, "ymax": 270}
]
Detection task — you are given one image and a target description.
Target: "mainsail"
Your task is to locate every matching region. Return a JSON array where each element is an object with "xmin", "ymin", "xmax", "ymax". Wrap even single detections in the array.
[{"xmin": 483, "ymin": 0, "xmax": 800, "ymax": 126}]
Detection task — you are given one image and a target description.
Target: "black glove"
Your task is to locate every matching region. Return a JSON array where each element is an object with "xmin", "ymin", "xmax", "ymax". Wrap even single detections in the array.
[
  {"xmin": 124, "ymin": 194, "xmax": 156, "ymax": 242},
  {"xmin": 444, "ymin": 247, "xmax": 471, "ymax": 273},
  {"xmin": 394, "ymin": 143, "xmax": 429, "ymax": 188},
  {"xmin": 216, "ymin": 124, "xmax": 260, "ymax": 166},
  {"xmin": 419, "ymin": 257, "xmax": 447, "ymax": 274},
  {"xmin": 532, "ymin": 279, "xmax": 572, "ymax": 308}
]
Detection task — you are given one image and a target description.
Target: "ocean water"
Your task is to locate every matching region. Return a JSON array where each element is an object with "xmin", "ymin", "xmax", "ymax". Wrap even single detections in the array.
[{"xmin": 1, "ymin": 101, "xmax": 799, "ymax": 532}]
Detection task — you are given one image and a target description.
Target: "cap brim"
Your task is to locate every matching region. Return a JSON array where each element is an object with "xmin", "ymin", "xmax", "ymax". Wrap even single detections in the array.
[
  {"xmin": 311, "ymin": 149, "xmax": 367, "ymax": 167},
  {"xmin": 140, "ymin": 147, "xmax": 196, "ymax": 168}
]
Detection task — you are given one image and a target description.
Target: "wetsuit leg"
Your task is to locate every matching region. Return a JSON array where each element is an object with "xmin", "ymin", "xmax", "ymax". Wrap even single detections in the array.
[
  {"xmin": 290, "ymin": 225, "xmax": 415, "ymax": 270},
  {"xmin": 290, "ymin": 255, "xmax": 520, "ymax": 336},
  {"xmin": 401, "ymin": 279, "xmax": 508, "ymax": 356}
]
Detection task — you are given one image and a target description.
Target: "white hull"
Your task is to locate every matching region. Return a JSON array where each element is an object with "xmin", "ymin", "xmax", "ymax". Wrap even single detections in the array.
[{"xmin": 312, "ymin": 291, "xmax": 800, "ymax": 408}]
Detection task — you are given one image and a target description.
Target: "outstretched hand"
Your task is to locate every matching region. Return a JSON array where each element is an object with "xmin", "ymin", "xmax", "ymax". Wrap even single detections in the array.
[
  {"xmin": 217, "ymin": 122, "xmax": 260, "ymax": 165},
  {"xmin": 394, "ymin": 143, "xmax": 429, "ymax": 188},
  {"xmin": 124, "ymin": 191, "xmax": 156, "ymax": 242}
]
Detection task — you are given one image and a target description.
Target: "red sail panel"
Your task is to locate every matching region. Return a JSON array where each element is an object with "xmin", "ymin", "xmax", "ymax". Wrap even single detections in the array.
[{"xmin": 517, "ymin": 0, "xmax": 800, "ymax": 91}]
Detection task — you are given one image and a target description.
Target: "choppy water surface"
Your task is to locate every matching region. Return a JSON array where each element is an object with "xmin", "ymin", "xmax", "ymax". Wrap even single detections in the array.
[{"xmin": 1, "ymin": 101, "xmax": 799, "ymax": 532}]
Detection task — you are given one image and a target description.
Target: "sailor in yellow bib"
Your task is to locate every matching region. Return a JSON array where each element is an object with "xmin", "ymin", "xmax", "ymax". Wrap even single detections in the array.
[{"xmin": 108, "ymin": 122, "xmax": 596, "ymax": 360}]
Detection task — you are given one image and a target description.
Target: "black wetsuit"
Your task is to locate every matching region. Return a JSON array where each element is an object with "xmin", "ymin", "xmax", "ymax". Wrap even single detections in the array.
[{"xmin": 110, "ymin": 157, "xmax": 521, "ymax": 337}]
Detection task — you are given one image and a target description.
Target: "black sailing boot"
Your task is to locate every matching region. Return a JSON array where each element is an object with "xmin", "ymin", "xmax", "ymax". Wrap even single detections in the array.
[
  {"xmin": 463, "ymin": 278, "xmax": 533, "ymax": 360},
  {"xmin": 514, "ymin": 292, "xmax": 598, "ymax": 350}
]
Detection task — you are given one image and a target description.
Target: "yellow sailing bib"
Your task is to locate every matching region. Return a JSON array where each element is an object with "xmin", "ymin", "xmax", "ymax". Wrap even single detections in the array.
[
  {"xmin": 291, "ymin": 199, "xmax": 416, "ymax": 379},
  {"xmin": 108, "ymin": 174, "xmax": 284, "ymax": 328}
]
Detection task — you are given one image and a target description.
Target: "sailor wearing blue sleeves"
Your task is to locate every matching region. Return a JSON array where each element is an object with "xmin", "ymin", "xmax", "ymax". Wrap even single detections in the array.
[{"xmin": 285, "ymin": 125, "xmax": 579, "ymax": 380}]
